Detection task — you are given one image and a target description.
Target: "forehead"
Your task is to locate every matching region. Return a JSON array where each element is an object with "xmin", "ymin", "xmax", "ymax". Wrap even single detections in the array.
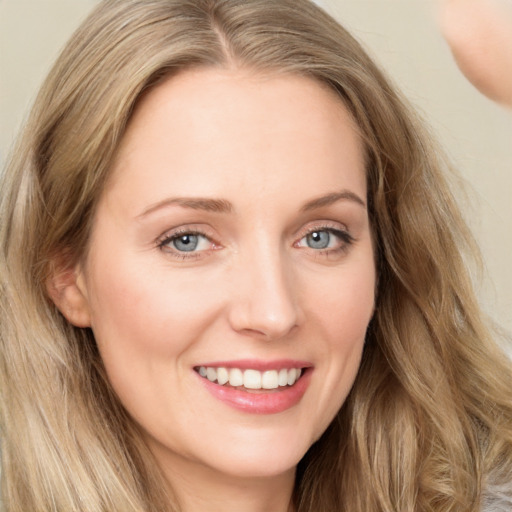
[{"xmin": 104, "ymin": 67, "xmax": 366, "ymax": 210}]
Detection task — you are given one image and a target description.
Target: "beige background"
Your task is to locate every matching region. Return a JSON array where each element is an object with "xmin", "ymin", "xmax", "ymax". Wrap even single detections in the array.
[{"xmin": 1, "ymin": 0, "xmax": 511, "ymax": 331}]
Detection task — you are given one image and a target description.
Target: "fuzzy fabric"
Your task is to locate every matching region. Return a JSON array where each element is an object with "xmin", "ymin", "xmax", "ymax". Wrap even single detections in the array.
[{"xmin": 481, "ymin": 483, "xmax": 512, "ymax": 511}]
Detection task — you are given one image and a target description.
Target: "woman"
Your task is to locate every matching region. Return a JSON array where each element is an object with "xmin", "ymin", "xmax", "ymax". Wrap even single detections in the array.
[{"xmin": 1, "ymin": 0, "xmax": 511, "ymax": 510}]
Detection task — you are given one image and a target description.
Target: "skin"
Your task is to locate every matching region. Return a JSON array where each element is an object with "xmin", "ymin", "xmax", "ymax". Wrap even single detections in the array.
[
  {"xmin": 439, "ymin": 0, "xmax": 512, "ymax": 106},
  {"xmin": 53, "ymin": 68, "xmax": 376, "ymax": 512}
]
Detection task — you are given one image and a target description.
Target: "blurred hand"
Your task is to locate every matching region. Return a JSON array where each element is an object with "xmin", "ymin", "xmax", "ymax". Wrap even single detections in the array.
[{"xmin": 439, "ymin": 0, "xmax": 512, "ymax": 107}]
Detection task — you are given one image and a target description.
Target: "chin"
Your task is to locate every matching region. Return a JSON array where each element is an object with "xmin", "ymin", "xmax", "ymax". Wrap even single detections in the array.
[
  {"xmin": 209, "ymin": 451, "xmax": 303, "ymax": 480},
  {"xmin": 202, "ymin": 431, "xmax": 313, "ymax": 480}
]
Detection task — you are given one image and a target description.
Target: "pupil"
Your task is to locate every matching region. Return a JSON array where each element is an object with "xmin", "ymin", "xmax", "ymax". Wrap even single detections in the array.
[
  {"xmin": 307, "ymin": 230, "xmax": 329, "ymax": 249},
  {"xmin": 173, "ymin": 234, "xmax": 198, "ymax": 252}
]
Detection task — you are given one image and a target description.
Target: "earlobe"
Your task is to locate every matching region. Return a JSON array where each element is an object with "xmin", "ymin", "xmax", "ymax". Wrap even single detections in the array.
[{"xmin": 46, "ymin": 262, "xmax": 92, "ymax": 328}]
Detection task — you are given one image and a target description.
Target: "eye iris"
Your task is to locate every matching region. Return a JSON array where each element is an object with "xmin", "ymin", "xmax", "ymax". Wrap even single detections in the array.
[
  {"xmin": 173, "ymin": 234, "xmax": 199, "ymax": 252},
  {"xmin": 307, "ymin": 231, "xmax": 330, "ymax": 249}
]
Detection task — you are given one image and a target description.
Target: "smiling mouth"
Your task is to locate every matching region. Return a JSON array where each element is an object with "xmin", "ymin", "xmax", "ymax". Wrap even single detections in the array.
[{"xmin": 195, "ymin": 366, "xmax": 303, "ymax": 391}]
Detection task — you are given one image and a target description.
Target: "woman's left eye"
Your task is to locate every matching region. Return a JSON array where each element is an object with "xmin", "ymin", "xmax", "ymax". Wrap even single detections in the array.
[{"xmin": 296, "ymin": 228, "xmax": 353, "ymax": 252}]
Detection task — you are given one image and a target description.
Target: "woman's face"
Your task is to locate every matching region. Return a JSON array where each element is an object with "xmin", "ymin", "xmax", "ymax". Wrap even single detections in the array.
[{"xmin": 72, "ymin": 68, "xmax": 376, "ymax": 483}]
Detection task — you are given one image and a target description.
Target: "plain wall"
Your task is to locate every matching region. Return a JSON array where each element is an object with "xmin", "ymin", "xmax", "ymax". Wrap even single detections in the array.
[{"xmin": 1, "ymin": 0, "xmax": 511, "ymax": 331}]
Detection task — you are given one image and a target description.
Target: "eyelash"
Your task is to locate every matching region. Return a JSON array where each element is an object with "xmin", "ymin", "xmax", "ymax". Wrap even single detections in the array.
[
  {"xmin": 295, "ymin": 225, "xmax": 355, "ymax": 257},
  {"xmin": 156, "ymin": 224, "xmax": 355, "ymax": 260},
  {"xmin": 157, "ymin": 228, "xmax": 217, "ymax": 260}
]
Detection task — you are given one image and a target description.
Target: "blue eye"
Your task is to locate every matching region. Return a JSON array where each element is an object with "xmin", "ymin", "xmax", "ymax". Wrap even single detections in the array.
[
  {"xmin": 297, "ymin": 227, "xmax": 353, "ymax": 253},
  {"xmin": 172, "ymin": 234, "xmax": 200, "ymax": 252},
  {"xmin": 306, "ymin": 230, "xmax": 331, "ymax": 249},
  {"xmin": 159, "ymin": 231, "xmax": 212, "ymax": 254}
]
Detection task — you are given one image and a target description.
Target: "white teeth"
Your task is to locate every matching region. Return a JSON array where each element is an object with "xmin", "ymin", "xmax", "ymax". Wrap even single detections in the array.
[
  {"xmin": 217, "ymin": 367, "xmax": 229, "ymax": 385},
  {"xmin": 278, "ymin": 368, "xmax": 288, "ymax": 387},
  {"xmin": 229, "ymin": 368, "xmax": 244, "ymax": 387},
  {"xmin": 206, "ymin": 367, "xmax": 217, "ymax": 382},
  {"xmin": 243, "ymin": 369, "xmax": 262, "ymax": 389},
  {"xmin": 262, "ymin": 370, "xmax": 279, "ymax": 389},
  {"xmin": 197, "ymin": 366, "xmax": 303, "ymax": 389}
]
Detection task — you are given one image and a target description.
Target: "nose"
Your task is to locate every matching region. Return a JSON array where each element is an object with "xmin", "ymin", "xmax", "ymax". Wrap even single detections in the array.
[{"xmin": 227, "ymin": 246, "xmax": 302, "ymax": 340}]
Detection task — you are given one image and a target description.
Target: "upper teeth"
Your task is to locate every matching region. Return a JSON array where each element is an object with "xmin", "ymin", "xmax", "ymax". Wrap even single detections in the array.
[{"xmin": 197, "ymin": 366, "xmax": 302, "ymax": 389}]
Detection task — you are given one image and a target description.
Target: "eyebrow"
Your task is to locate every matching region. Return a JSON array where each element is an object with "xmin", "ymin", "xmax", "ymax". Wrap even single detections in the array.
[
  {"xmin": 137, "ymin": 189, "xmax": 366, "ymax": 219},
  {"xmin": 300, "ymin": 190, "xmax": 366, "ymax": 211},
  {"xmin": 137, "ymin": 197, "xmax": 233, "ymax": 218}
]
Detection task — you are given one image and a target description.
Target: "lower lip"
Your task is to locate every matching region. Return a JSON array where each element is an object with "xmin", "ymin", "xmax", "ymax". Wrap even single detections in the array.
[{"xmin": 197, "ymin": 369, "xmax": 312, "ymax": 414}]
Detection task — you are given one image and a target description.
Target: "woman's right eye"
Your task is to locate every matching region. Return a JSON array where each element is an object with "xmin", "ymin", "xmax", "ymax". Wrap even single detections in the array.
[{"xmin": 158, "ymin": 231, "xmax": 214, "ymax": 256}]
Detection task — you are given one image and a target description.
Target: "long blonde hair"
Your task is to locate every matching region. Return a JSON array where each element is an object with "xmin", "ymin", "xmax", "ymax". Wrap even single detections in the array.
[{"xmin": 1, "ymin": 1, "xmax": 511, "ymax": 511}]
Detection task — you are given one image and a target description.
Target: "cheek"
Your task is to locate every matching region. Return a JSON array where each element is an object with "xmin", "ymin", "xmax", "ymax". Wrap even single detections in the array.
[
  {"xmin": 84, "ymin": 257, "xmax": 224, "ymax": 369},
  {"xmin": 319, "ymin": 281, "xmax": 373, "ymax": 383},
  {"xmin": 307, "ymin": 255, "xmax": 375, "ymax": 416},
  {"xmin": 314, "ymin": 256, "xmax": 376, "ymax": 342},
  {"xmin": 83, "ymin": 259, "xmax": 228, "ymax": 432}
]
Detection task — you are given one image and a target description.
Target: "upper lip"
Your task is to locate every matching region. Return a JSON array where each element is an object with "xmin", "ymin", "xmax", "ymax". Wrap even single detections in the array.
[{"xmin": 194, "ymin": 359, "xmax": 313, "ymax": 371}]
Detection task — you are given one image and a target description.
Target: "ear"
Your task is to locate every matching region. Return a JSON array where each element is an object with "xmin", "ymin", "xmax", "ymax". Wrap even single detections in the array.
[{"xmin": 46, "ymin": 259, "xmax": 92, "ymax": 328}]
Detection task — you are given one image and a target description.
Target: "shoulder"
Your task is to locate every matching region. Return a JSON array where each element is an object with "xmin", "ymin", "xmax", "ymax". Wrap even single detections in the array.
[{"xmin": 481, "ymin": 482, "xmax": 512, "ymax": 512}]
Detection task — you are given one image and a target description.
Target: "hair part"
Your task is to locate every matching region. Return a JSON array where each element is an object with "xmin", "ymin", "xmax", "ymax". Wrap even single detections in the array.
[{"xmin": 1, "ymin": 1, "xmax": 511, "ymax": 511}]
